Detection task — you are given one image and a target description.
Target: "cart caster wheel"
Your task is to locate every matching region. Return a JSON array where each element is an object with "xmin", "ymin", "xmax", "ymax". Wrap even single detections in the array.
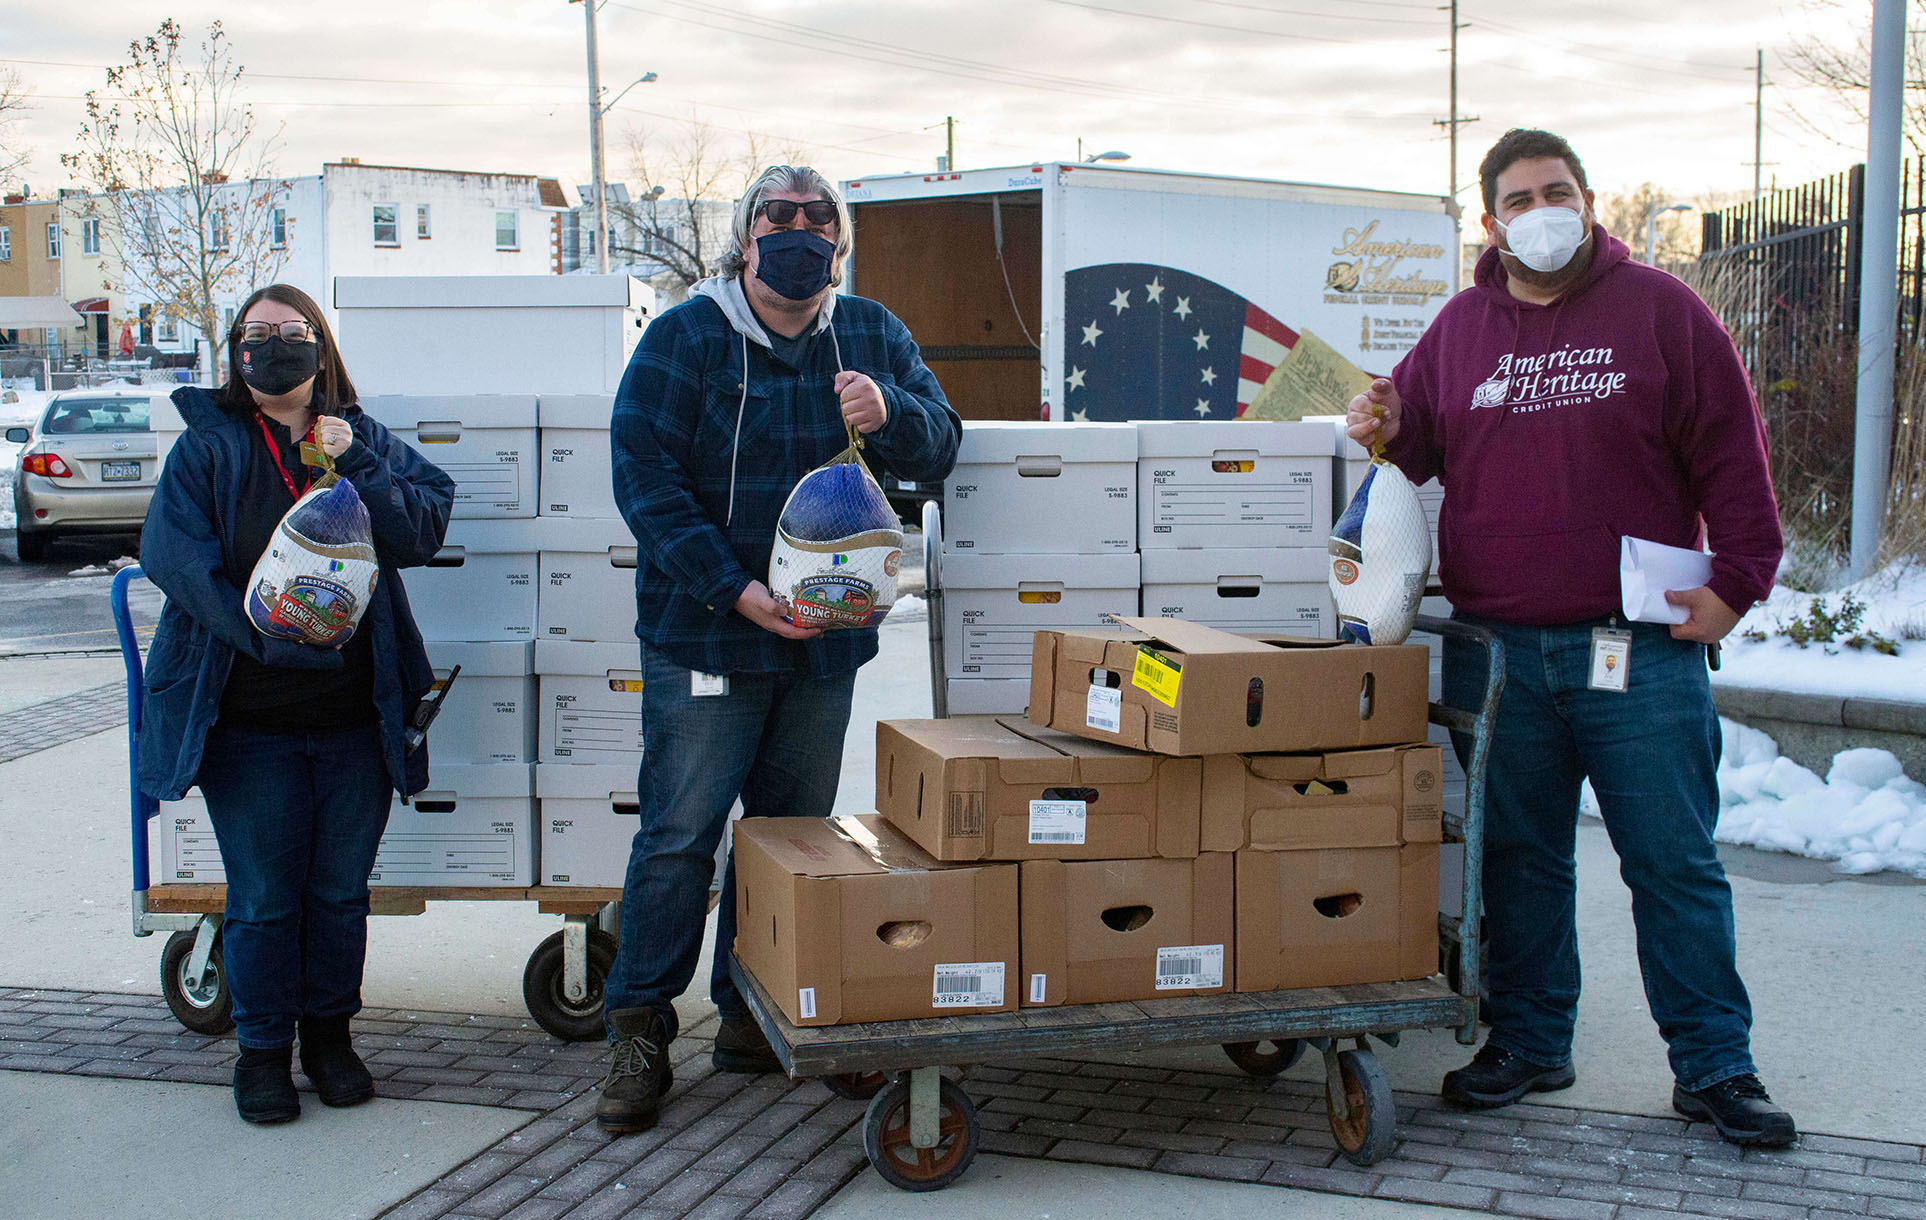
[
  {"xmin": 160, "ymin": 929, "xmax": 234, "ymax": 1035},
  {"xmin": 1327, "ymin": 1048, "xmax": 1397, "ymax": 1166},
  {"xmin": 1222, "ymin": 1039, "xmax": 1305, "ymax": 1077},
  {"xmin": 521, "ymin": 928, "xmax": 619, "ymax": 1042},
  {"xmin": 823, "ymin": 1070, "xmax": 889, "ymax": 1100},
  {"xmin": 862, "ymin": 1076, "xmax": 979, "ymax": 1192}
]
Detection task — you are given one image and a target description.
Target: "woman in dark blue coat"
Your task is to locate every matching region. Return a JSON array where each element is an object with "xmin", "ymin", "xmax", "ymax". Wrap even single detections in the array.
[{"xmin": 138, "ymin": 283, "xmax": 453, "ymax": 1124}]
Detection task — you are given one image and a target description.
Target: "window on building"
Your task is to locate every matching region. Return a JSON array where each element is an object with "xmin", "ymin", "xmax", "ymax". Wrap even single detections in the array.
[
  {"xmin": 495, "ymin": 210, "xmax": 519, "ymax": 251},
  {"xmin": 208, "ymin": 211, "xmax": 230, "ymax": 251},
  {"xmin": 271, "ymin": 208, "xmax": 287, "ymax": 248},
  {"xmin": 47, "ymin": 222, "xmax": 60, "ymax": 259},
  {"xmin": 373, "ymin": 203, "xmax": 399, "ymax": 247},
  {"xmin": 158, "ymin": 313, "xmax": 179, "ymax": 343},
  {"xmin": 223, "ymin": 306, "xmax": 236, "ymax": 340},
  {"xmin": 0, "ymin": 226, "xmax": 10, "ymax": 262},
  {"xmin": 81, "ymin": 217, "xmax": 101, "ymax": 256},
  {"xmin": 644, "ymin": 223, "xmax": 679, "ymax": 259},
  {"xmin": 417, "ymin": 205, "xmax": 432, "ymax": 240}
]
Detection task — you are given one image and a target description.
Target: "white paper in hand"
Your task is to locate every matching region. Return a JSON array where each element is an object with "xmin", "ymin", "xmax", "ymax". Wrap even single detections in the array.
[{"xmin": 1619, "ymin": 536, "xmax": 1713, "ymax": 624}]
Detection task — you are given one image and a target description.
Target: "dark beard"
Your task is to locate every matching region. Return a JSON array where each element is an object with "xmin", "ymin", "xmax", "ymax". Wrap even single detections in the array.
[{"xmin": 1499, "ymin": 232, "xmax": 1596, "ymax": 297}]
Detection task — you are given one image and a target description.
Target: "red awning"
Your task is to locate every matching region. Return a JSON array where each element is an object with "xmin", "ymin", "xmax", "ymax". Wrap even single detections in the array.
[{"xmin": 73, "ymin": 297, "xmax": 110, "ymax": 313}]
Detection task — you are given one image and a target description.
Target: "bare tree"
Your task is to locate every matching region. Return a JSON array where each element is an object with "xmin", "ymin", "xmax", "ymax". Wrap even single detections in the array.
[
  {"xmin": 1782, "ymin": 0, "xmax": 1926, "ymax": 157},
  {"xmin": 1595, "ymin": 183, "xmax": 1705, "ymax": 267},
  {"xmin": 612, "ymin": 118, "xmax": 815, "ymax": 290},
  {"xmin": 61, "ymin": 20, "xmax": 289, "ymax": 353},
  {"xmin": 0, "ymin": 66, "xmax": 30, "ymax": 189}
]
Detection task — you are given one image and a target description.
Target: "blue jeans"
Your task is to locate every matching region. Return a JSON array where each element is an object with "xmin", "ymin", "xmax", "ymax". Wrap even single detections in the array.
[
  {"xmin": 195, "ymin": 722, "xmax": 393, "ymax": 1050},
  {"xmin": 603, "ymin": 643, "xmax": 856, "ymax": 1039},
  {"xmin": 1443, "ymin": 616, "xmax": 1756, "ymax": 1092}
]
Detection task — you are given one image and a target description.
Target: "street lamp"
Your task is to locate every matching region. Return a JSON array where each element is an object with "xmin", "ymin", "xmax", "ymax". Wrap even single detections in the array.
[
  {"xmin": 572, "ymin": 0, "xmax": 656, "ymax": 274},
  {"xmin": 1643, "ymin": 202, "xmax": 1691, "ymax": 266},
  {"xmin": 1074, "ymin": 139, "xmax": 1131, "ymax": 164}
]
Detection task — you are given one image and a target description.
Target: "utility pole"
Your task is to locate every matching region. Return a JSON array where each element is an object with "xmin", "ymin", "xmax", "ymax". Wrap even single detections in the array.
[
  {"xmin": 576, "ymin": 0, "xmax": 610, "ymax": 274},
  {"xmin": 1432, "ymin": 1, "xmax": 1478, "ymax": 291},
  {"xmin": 1753, "ymin": 49, "xmax": 1764, "ymax": 206},
  {"xmin": 1851, "ymin": 0, "xmax": 1904, "ymax": 579},
  {"xmin": 946, "ymin": 116, "xmax": 956, "ymax": 173}
]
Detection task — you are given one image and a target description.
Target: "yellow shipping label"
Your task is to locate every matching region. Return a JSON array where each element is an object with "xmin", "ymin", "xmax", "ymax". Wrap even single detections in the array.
[{"xmin": 1131, "ymin": 647, "xmax": 1182, "ymax": 707}]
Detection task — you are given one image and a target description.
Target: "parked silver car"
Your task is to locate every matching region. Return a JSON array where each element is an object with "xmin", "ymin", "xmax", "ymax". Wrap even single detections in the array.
[{"xmin": 7, "ymin": 388, "xmax": 163, "ymax": 562}]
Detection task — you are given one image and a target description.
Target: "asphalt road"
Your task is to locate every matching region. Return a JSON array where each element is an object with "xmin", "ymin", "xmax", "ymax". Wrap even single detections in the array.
[{"xmin": 0, "ymin": 527, "xmax": 157, "ymax": 657}]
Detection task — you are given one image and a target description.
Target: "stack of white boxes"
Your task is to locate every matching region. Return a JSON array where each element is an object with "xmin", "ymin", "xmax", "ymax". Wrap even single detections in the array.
[{"xmin": 940, "ymin": 422, "xmax": 1141, "ymax": 714}]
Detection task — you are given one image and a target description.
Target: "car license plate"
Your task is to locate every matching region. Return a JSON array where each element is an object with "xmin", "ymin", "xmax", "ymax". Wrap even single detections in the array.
[{"xmin": 101, "ymin": 460, "xmax": 141, "ymax": 481}]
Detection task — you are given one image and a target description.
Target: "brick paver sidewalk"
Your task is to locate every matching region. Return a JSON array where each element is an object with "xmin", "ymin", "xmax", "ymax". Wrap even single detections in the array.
[
  {"xmin": 3, "ymin": 986, "xmax": 1921, "ymax": 1219},
  {"xmin": 0, "ymin": 682, "xmax": 127, "ymax": 764}
]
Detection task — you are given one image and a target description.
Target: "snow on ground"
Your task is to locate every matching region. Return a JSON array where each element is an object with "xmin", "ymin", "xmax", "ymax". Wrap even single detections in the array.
[
  {"xmin": 1716, "ymin": 561, "xmax": 1926, "ymax": 701},
  {"xmin": 0, "ymin": 390, "xmax": 51, "ymax": 531}
]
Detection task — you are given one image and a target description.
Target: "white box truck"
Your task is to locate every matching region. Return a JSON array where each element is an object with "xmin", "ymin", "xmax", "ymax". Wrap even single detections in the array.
[{"xmin": 839, "ymin": 162, "xmax": 1460, "ymax": 426}]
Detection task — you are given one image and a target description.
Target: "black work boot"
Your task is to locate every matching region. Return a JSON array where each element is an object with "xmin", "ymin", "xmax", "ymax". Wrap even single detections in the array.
[
  {"xmin": 299, "ymin": 1014, "xmax": 375, "ymax": 1107},
  {"xmin": 713, "ymin": 1015, "xmax": 781, "ymax": 1074},
  {"xmin": 234, "ymin": 1045, "xmax": 301, "ymax": 1125},
  {"xmin": 1441, "ymin": 1043, "xmax": 1576, "ymax": 1108},
  {"xmin": 1673, "ymin": 1073, "xmax": 1798, "ymax": 1147},
  {"xmin": 597, "ymin": 1007, "xmax": 674, "ymax": 1132}
]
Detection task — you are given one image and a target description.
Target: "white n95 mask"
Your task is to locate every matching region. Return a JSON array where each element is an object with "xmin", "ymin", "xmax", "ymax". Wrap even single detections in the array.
[{"xmin": 1497, "ymin": 206, "xmax": 1588, "ymax": 273}]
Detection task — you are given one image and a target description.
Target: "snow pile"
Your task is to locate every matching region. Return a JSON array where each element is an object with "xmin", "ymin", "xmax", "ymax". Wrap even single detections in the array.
[
  {"xmin": 1581, "ymin": 718, "xmax": 1926, "ymax": 878},
  {"xmin": 1717, "ymin": 562, "xmax": 1926, "ymax": 702}
]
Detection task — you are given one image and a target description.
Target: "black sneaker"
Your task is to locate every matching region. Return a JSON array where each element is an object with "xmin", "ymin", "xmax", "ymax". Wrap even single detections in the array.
[
  {"xmin": 596, "ymin": 1007, "xmax": 674, "ymax": 1132},
  {"xmin": 713, "ymin": 1016, "xmax": 782, "ymax": 1074},
  {"xmin": 1441, "ymin": 1044, "xmax": 1576, "ymax": 1108},
  {"xmin": 1673, "ymin": 1073, "xmax": 1797, "ymax": 1147}
]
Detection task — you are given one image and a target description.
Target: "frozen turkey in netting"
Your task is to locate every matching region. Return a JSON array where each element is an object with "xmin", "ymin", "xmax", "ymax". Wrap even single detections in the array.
[
  {"xmin": 1328, "ymin": 459, "xmax": 1432, "ymax": 645},
  {"xmin": 245, "ymin": 478, "xmax": 380, "ymax": 647},
  {"xmin": 768, "ymin": 449, "xmax": 903, "ymax": 630}
]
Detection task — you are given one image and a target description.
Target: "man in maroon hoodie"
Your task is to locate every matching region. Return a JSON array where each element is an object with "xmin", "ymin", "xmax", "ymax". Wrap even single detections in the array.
[{"xmin": 1347, "ymin": 128, "xmax": 1794, "ymax": 1147}]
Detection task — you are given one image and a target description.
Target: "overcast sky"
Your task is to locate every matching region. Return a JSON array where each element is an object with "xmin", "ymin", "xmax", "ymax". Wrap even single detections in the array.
[{"xmin": 1, "ymin": 0, "xmax": 1882, "ymax": 220}]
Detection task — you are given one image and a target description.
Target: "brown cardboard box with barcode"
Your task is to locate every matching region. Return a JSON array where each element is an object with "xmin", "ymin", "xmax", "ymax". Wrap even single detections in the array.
[
  {"xmin": 1235, "ymin": 843, "xmax": 1440, "ymax": 992},
  {"xmin": 1020, "ymin": 853, "xmax": 1234, "ymax": 1006},
  {"xmin": 1027, "ymin": 616, "xmax": 1429, "ymax": 756},
  {"xmin": 1200, "ymin": 744, "xmax": 1444, "ymax": 852},
  {"xmin": 875, "ymin": 716, "xmax": 1204, "ymax": 861},
  {"xmin": 732, "ymin": 814, "xmax": 1019, "ymax": 1026}
]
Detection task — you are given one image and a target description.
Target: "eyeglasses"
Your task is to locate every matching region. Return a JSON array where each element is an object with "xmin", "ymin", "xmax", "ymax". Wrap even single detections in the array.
[
  {"xmin": 757, "ymin": 199, "xmax": 837, "ymax": 228},
  {"xmin": 240, "ymin": 320, "xmax": 316, "ymax": 344}
]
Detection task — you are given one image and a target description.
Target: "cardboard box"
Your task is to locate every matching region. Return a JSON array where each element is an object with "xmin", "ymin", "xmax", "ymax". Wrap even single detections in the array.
[
  {"xmin": 149, "ymin": 791, "xmax": 222, "ymax": 884},
  {"xmin": 732, "ymin": 814, "xmax": 1019, "ymax": 1026},
  {"xmin": 537, "ymin": 394, "xmax": 618, "ymax": 519},
  {"xmin": 421, "ymin": 640, "xmax": 536, "ymax": 763},
  {"xmin": 1139, "ymin": 547, "xmax": 1333, "ymax": 638},
  {"xmin": 534, "ymin": 639, "xmax": 644, "ymax": 764},
  {"xmin": 334, "ymin": 274, "xmax": 653, "ymax": 397},
  {"xmin": 408, "ymin": 519, "xmax": 542, "ymax": 641},
  {"xmin": 1137, "ymin": 420, "xmax": 1335, "ymax": 549},
  {"xmin": 1028, "ymin": 616, "xmax": 1429, "ymax": 756},
  {"xmin": 1235, "ymin": 843, "xmax": 1439, "ymax": 992},
  {"xmin": 358, "ymin": 396, "xmax": 539, "ymax": 519},
  {"xmin": 369, "ymin": 763, "xmax": 535, "ymax": 887},
  {"xmin": 1020, "ymin": 853, "xmax": 1233, "ymax": 1006},
  {"xmin": 537, "ymin": 762, "xmax": 638, "ymax": 887},
  {"xmin": 1200, "ymin": 744, "xmax": 1444, "ymax": 852},
  {"xmin": 944, "ymin": 678, "xmax": 1030, "ymax": 717},
  {"xmin": 876, "ymin": 716, "xmax": 1202, "ymax": 861},
  {"xmin": 538, "ymin": 518, "xmax": 637, "ymax": 642},
  {"xmin": 943, "ymin": 421, "xmax": 1137, "ymax": 554},
  {"xmin": 941, "ymin": 551, "xmax": 1140, "ymax": 680}
]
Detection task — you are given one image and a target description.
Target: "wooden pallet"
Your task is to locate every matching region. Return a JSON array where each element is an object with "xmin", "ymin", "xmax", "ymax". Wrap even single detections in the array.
[{"xmin": 145, "ymin": 884, "xmax": 625, "ymax": 917}]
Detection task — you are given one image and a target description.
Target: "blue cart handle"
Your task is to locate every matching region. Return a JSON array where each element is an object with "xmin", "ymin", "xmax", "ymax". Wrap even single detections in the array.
[{"xmin": 111, "ymin": 565, "xmax": 157, "ymax": 894}]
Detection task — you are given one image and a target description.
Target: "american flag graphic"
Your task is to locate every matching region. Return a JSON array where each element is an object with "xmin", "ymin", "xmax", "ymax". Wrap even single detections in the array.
[{"xmin": 1061, "ymin": 262, "xmax": 1299, "ymax": 421}]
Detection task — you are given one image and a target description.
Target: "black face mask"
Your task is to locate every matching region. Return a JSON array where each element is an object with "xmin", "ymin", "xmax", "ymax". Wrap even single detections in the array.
[
  {"xmin": 753, "ymin": 229, "xmax": 837, "ymax": 301},
  {"xmin": 238, "ymin": 337, "xmax": 320, "ymax": 397}
]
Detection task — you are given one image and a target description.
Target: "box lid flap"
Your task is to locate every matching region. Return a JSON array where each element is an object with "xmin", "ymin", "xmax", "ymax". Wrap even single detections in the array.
[
  {"xmin": 736, "ymin": 817, "xmax": 886, "ymax": 878},
  {"xmin": 1107, "ymin": 616, "xmax": 1280, "ymax": 656}
]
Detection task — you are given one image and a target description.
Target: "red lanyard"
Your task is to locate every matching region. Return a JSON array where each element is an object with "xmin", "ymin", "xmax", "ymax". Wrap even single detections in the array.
[{"xmin": 254, "ymin": 412, "xmax": 314, "ymax": 501}]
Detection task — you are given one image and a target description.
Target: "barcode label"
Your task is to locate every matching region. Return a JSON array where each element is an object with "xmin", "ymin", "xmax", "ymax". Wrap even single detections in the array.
[
  {"xmin": 798, "ymin": 987, "xmax": 817, "ymax": 1019},
  {"xmin": 1030, "ymin": 973, "xmax": 1048, "ymax": 1003},
  {"xmin": 1155, "ymin": 944, "xmax": 1224, "ymax": 990},
  {"xmin": 1028, "ymin": 799, "xmax": 1087, "ymax": 845},
  {"xmin": 932, "ymin": 961, "xmax": 1005, "ymax": 1008},
  {"xmin": 1086, "ymin": 684, "xmax": 1121, "ymax": 732}
]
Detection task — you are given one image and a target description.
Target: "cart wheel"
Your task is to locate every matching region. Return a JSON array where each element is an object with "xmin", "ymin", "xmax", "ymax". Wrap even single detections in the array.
[
  {"xmin": 521, "ymin": 928, "xmax": 619, "ymax": 1042},
  {"xmin": 823, "ymin": 1070, "xmax": 889, "ymax": 1100},
  {"xmin": 160, "ymin": 929, "xmax": 234, "ymax": 1035},
  {"xmin": 1222, "ymin": 1039, "xmax": 1305, "ymax": 1077},
  {"xmin": 862, "ymin": 1076, "xmax": 979, "ymax": 1192},
  {"xmin": 1326, "ymin": 1048, "xmax": 1397, "ymax": 1166}
]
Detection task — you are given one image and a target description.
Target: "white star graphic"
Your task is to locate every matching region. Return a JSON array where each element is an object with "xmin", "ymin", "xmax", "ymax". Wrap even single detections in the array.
[
  {"xmin": 1072, "ymin": 408, "xmax": 1090, "ymax": 421},
  {"xmin": 1144, "ymin": 276, "xmax": 1164, "ymax": 304},
  {"xmin": 1067, "ymin": 365, "xmax": 1087, "ymax": 391},
  {"xmin": 1200, "ymin": 366, "xmax": 1217, "ymax": 386},
  {"xmin": 1081, "ymin": 319, "xmax": 1103, "ymax": 347},
  {"xmin": 1192, "ymin": 329, "xmax": 1210, "ymax": 351},
  {"xmin": 1172, "ymin": 296, "xmax": 1193, "ymax": 320},
  {"xmin": 1109, "ymin": 287, "xmax": 1131, "ymax": 315},
  {"xmin": 1195, "ymin": 398, "xmax": 1212, "ymax": 416}
]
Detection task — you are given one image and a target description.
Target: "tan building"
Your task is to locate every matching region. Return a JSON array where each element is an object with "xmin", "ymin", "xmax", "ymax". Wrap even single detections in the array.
[{"xmin": 0, "ymin": 193, "xmax": 81, "ymax": 355}]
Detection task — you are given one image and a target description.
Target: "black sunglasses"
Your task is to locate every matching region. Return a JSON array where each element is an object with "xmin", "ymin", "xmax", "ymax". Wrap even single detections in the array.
[{"xmin": 758, "ymin": 199, "xmax": 837, "ymax": 227}]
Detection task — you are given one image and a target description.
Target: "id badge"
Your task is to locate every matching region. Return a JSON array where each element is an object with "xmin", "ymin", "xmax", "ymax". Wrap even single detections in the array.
[
  {"xmin": 1588, "ymin": 628, "xmax": 1632, "ymax": 693},
  {"xmin": 691, "ymin": 671, "xmax": 729, "ymax": 697}
]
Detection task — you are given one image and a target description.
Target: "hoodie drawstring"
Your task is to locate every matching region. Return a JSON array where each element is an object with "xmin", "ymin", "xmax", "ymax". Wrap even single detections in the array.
[{"xmin": 727, "ymin": 332, "xmax": 749, "ymax": 527}]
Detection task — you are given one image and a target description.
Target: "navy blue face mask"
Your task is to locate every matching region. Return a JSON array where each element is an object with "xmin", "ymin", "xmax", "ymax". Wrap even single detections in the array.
[{"xmin": 753, "ymin": 228, "xmax": 837, "ymax": 301}]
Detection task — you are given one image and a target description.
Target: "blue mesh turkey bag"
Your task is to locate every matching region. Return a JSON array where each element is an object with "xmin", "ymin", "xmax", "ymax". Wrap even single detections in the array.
[
  {"xmin": 768, "ymin": 439, "xmax": 903, "ymax": 630},
  {"xmin": 245, "ymin": 466, "xmax": 380, "ymax": 647}
]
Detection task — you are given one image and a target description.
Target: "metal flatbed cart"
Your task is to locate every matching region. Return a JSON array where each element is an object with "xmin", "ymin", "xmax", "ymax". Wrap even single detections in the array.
[
  {"xmin": 111, "ymin": 565, "xmax": 626, "ymax": 1043},
  {"xmin": 721, "ymin": 504, "xmax": 1504, "ymax": 1192}
]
